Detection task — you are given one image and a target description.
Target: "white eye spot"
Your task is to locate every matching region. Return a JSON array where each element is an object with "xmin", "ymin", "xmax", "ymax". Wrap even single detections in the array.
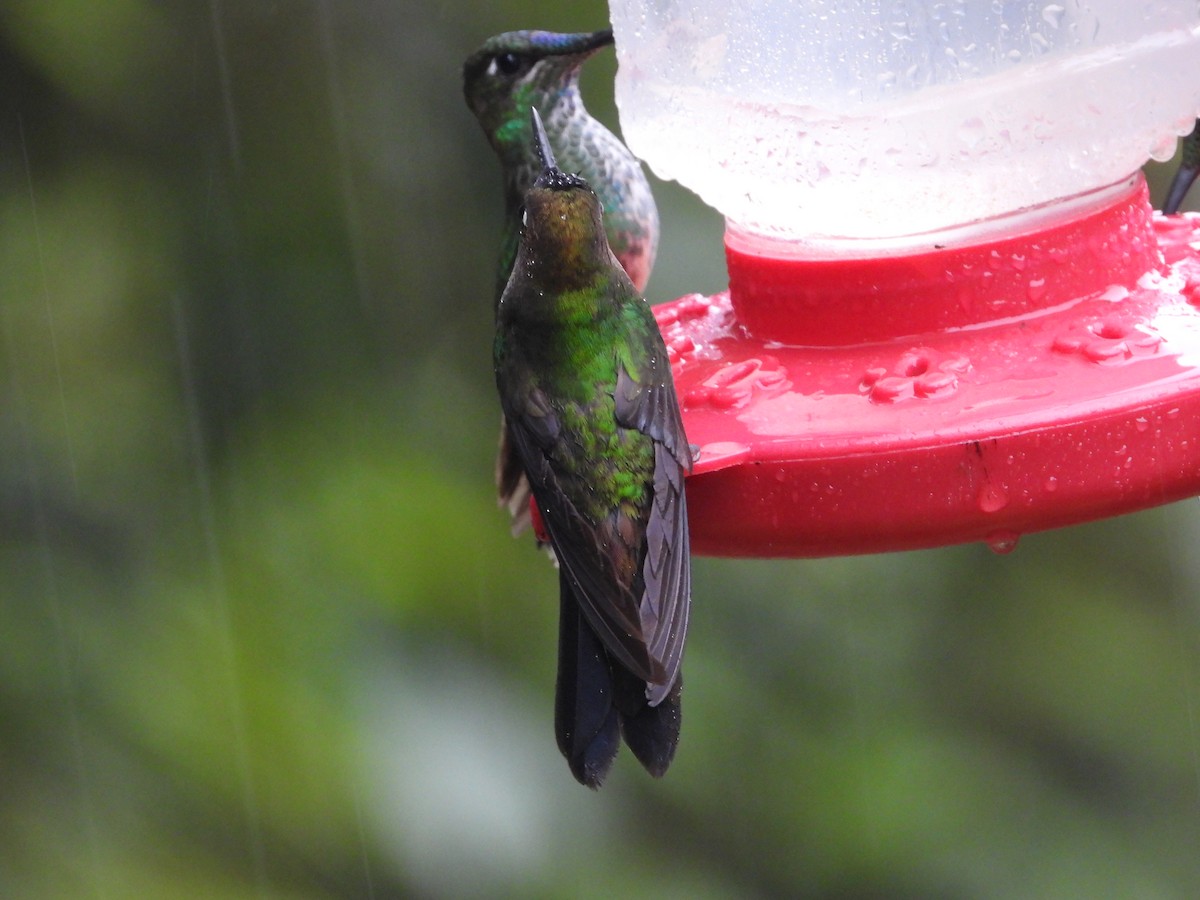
[
  {"xmin": 522, "ymin": 208, "xmax": 528, "ymax": 227},
  {"xmin": 486, "ymin": 59, "xmax": 498, "ymax": 77}
]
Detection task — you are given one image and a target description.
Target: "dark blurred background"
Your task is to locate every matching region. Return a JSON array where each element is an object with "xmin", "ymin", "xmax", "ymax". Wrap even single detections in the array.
[{"xmin": 1, "ymin": 1, "xmax": 1199, "ymax": 896}]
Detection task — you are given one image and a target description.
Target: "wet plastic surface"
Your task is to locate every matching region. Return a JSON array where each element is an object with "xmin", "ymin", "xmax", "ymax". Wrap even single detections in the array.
[{"xmin": 657, "ymin": 175, "xmax": 1200, "ymax": 557}]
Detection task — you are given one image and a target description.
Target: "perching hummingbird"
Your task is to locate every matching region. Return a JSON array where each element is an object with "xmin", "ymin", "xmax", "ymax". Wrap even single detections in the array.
[
  {"xmin": 1164, "ymin": 119, "xmax": 1200, "ymax": 214},
  {"xmin": 463, "ymin": 27, "xmax": 658, "ymax": 298},
  {"xmin": 494, "ymin": 108, "xmax": 691, "ymax": 788},
  {"xmin": 463, "ymin": 28, "xmax": 660, "ymax": 536}
]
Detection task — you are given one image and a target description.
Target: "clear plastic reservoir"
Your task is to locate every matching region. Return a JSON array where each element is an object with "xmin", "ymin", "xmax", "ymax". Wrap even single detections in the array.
[{"xmin": 609, "ymin": 1, "xmax": 1200, "ymax": 242}]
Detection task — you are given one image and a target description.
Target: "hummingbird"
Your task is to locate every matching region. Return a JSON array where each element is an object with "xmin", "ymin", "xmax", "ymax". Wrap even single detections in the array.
[
  {"xmin": 493, "ymin": 108, "xmax": 691, "ymax": 788},
  {"xmin": 1164, "ymin": 119, "xmax": 1200, "ymax": 214},
  {"xmin": 463, "ymin": 28, "xmax": 660, "ymax": 536},
  {"xmin": 463, "ymin": 27, "xmax": 658, "ymax": 298}
]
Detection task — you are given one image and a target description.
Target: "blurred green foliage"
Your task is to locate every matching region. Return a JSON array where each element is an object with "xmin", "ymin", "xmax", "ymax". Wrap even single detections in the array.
[{"xmin": 0, "ymin": 1, "xmax": 1198, "ymax": 897}]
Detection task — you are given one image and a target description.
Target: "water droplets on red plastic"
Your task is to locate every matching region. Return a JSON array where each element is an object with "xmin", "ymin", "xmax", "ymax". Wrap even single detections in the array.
[
  {"xmin": 977, "ymin": 483, "xmax": 1009, "ymax": 513},
  {"xmin": 985, "ymin": 530, "xmax": 1021, "ymax": 554}
]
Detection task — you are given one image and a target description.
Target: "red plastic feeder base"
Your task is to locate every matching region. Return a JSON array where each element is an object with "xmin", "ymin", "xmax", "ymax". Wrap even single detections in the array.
[{"xmin": 657, "ymin": 174, "xmax": 1200, "ymax": 558}]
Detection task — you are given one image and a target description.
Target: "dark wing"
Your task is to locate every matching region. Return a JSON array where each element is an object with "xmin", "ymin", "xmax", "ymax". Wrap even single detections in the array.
[
  {"xmin": 501, "ymin": 385, "xmax": 660, "ymax": 685},
  {"xmin": 614, "ymin": 348, "xmax": 692, "ymax": 706},
  {"xmin": 614, "ymin": 346, "xmax": 692, "ymax": 471}
]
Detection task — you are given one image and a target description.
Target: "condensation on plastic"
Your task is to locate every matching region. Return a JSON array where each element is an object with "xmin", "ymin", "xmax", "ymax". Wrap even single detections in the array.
[{"xmin": 610, "ymin": 0, "xmax": 1200, "ymax": 240}]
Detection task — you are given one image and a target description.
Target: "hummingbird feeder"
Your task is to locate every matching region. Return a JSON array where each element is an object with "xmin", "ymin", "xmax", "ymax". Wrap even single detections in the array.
[{"xmin": 606, "ymin": 0, "xmax": 1200, "ymax": 557}]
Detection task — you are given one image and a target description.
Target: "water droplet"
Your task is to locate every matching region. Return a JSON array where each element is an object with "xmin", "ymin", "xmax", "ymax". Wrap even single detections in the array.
[
  {"xmin": 978, "ymin": 483, "xmax": 1009, "ymax": 513},
  {"xmin": 1134, "ymin": 417, "xmax": 1149, "ymax": 433},
  {"xmin": 1044, "ymin": 476, "xmax": 1059, "ymax": 492},
  {"xmin": 1041, "ymin": 4, "xmax": 1065, "ymax": 27},
  {"xmin": 1149, "ymin": 133, "xmax": 1178, "ymax": 162},
  {"xmin": 986, "ymin": 531, "xmax": 1020, "ymax": 554}
]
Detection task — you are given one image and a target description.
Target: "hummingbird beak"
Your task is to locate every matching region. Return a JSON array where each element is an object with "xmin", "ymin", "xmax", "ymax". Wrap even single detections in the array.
[
  {"xmin": 579, "ymin": 27, "xmax": 614, "ymax": 53},
  {"xmin": 544, "ymin": 27, "xmax": 614, "ymax": 57},
  {"xmin": 530, "ymin": 107, "xmax": 558, "ymax": 174},
  {"xmin": 529, "ymin": 106, "xmax": 589, "ymax": 192}
]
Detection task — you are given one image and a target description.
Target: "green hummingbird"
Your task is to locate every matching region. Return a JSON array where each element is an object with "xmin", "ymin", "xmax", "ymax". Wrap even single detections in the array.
[
  {"xmin": 1164, "ymin": 119, "xmax": 1200, "ymax": 214},
  {"xmin": 463, "ymin": 27, "xmax": 658, "ymax": 299},
  {"xmin": 464, "ymin": 28, "xmax": 660, "ymax": 537},
  {"xmin": 494, "ymin": 108, "xmax": 691, "ymax": 788}
]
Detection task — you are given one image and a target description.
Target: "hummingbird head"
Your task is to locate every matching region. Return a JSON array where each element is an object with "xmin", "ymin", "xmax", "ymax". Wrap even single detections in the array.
[
  {"xmin": 515, "ymin": 107, "xmax": 613, "ymax": 290},
  {"xmin": 463, "ymin": 28, "xmax": 614, "ymax": 149}
]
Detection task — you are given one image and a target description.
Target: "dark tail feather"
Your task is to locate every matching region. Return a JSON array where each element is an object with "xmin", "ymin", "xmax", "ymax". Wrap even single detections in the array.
[
  {"xmin": 614, "ymin": 669, "xmax": 682, "ymax": 778},
  {"xmin": 554, "ymin": 571, "xmax": 620, "ymax": 788},
  {"xmin": 1164, "ymin": 165, "xmax": 1200, "ymax": 215}
]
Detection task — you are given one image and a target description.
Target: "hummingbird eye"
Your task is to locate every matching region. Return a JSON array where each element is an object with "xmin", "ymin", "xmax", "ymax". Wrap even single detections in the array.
[{"xmin": 492, "ymin": 52, "xmax": 525, "ymax": 76}]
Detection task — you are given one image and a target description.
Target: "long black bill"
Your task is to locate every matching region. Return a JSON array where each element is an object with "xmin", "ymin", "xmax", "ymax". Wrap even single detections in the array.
[
  {"xmin": 530, "ymin": 106, "xmax": 558, "ymax": 173},
  {"xmin": 545, "ymin": 27, "xmax": 614, "ymax": 57}
]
